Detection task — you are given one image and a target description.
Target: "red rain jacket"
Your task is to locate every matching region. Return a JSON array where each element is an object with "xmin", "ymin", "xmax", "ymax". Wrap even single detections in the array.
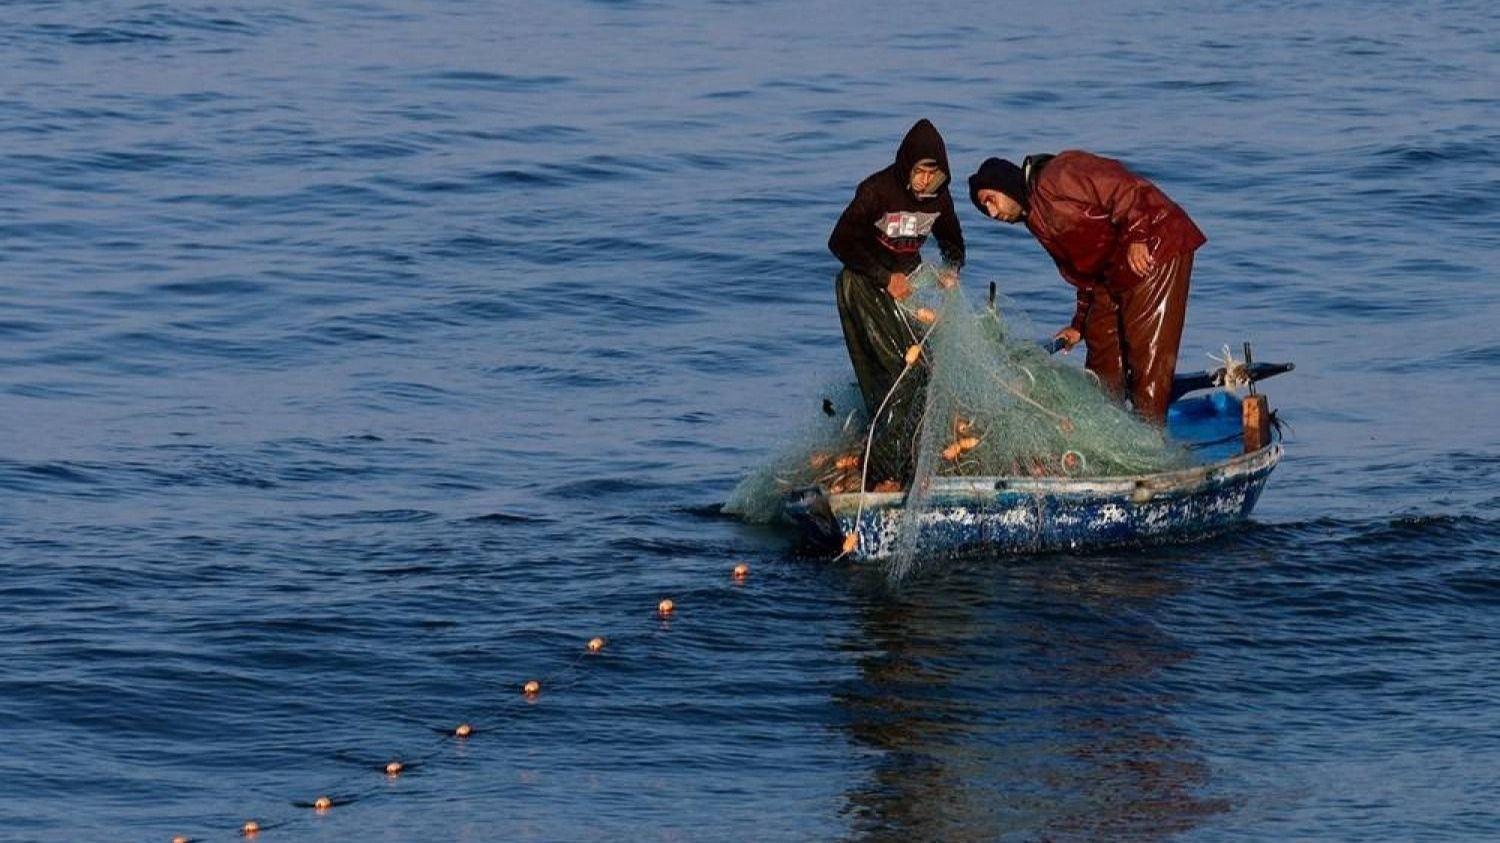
[{"xmin": 1023, "ymin": 151, "xmax": 1205, "ymax": 329}]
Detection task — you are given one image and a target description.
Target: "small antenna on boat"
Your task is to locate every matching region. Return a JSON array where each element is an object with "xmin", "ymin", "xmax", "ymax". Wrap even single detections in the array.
[
  {"xmin": 1243, "ymin": 341, "xmax": 1257, "ymax": 396},
  {"xmin": 987, "ymin": 282, "xmax": 996, "ymax": 311}
]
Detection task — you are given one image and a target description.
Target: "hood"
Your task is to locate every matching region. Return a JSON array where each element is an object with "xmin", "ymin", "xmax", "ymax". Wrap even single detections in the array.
[
  {"xmin": 1021, "ymin": 153, "xmax": 1055, "ymax": 193},
  {"xmin": 893, "ymin": 119, "xmax": 951, "ymax": 197}
]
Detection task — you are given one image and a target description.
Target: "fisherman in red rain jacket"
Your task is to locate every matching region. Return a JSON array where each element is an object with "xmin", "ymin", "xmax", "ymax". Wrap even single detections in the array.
[
  {"xmin": 967, "ymin": 151, "xmax": 1205, "ymax": 424},
  {"xmin": 829, "ymin": 119, "xmax": 965, "ymax": 490}
]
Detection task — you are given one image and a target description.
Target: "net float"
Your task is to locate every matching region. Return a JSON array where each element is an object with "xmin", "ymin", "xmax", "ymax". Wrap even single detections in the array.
[
  {"xmin": 454, "ymin": 723, "xmax": 472, "ymax": 738},
  {"xmin": 657, "ymin": 598, "xmax": 675, "ymax": 617},
  {"xmin": 522, "ymin": 680, "xmax": 540, "ymax": 696},
  {"xmin": 1061, "ymin": 451, "xmax": 1085, "ymax": 474},
  {"xmin": 385, "ymin": 760, "xmax": 404, "ymax": 776},
  {"xmin": 904, "ymin": 344, "xmax": 921, "ymax": 365},
  {"xmin": 313, "ymin": 796, "xmax": 332, "ymax": 813},
  {"xmin": 914, "ymin": 307, "xmax": 936, "ymax": 324},
  {"xmin": 242, "ymin": 821, "xmax": 260, "ymax": 837},
  {"xmin": 732, "ymin": 563, "xmax": 749, "ymax": 579},
  {"xmin": 587, "ymin": 637, "xmax": 606, "ymax": 653}
]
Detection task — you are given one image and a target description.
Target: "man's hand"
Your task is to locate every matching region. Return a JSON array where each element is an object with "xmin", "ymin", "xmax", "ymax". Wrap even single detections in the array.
[
  {"xmin": 887, "ymin": 272, "xmax": 913, "ymax": 300},
  {"xmin": 1127, "ymin": 242, "xmax": 1155, "ymax": 277},
  {"xmin": 1054, "ymin": 326, "xmax": 1082, "ymax": 353}
]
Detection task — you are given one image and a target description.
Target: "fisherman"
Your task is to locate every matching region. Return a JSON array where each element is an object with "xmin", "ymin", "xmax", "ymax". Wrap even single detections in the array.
[
  {"xmin": 829, "ymin": 119, "xmax": 965, "ymax": 491},
  {"xmin": 967, "ymin": 152, "xmax": 1205, "ymax": 424}
]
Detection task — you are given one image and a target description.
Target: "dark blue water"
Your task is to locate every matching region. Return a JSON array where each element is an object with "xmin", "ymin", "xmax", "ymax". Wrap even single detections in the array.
[{"xmin": 2, "ymin": 2, "xmax": 1497, "ymax": 840}]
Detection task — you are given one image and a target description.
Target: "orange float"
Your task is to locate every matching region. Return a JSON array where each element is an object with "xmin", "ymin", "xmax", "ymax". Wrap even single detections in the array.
[
  {"xmin": 657, "ymin": 598, "xmax": 675, "ymax": 617},
  {"xmin": 1061, "ymin": 451, "xmax": 1084, "ymax": 474},
  {"xmin": 587, "ymin": 636, "xmax": 606, "ymax": 653},
  {"xmin": 385, "ymin": 760, "xmax": 404, "ymax": 776},
  {"xmin": 522, "ymin": 680, "xmax": 540, "ymax": 696},
  {"xmin": 732, "ymin": 563, "xmax": 750, "ymax": 579}
]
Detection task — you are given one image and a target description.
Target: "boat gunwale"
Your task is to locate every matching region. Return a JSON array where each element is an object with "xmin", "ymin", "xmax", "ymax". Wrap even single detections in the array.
[{"xmin": 824, "ymin": 442, "xmax": 1283, "ymax": 514}]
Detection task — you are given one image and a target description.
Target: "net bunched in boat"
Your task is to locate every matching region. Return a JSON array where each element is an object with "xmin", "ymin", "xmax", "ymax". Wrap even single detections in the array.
[
  {"xmin": 725, "ymin": 265, "xmax": 1192, "ymax": 576},
  {"xmin": 721, "ymin": 381, "xmax": 871, "ymax": 525}
]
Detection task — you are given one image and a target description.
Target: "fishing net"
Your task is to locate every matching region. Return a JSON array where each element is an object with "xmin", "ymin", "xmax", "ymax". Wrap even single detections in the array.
[
  {"xmin": 726, "ymin": 264, "xmax": 1192, "ymax": 577},
  {"xmin": 722, "ymin": 381, "xmax": 870, "ymax": 525}
]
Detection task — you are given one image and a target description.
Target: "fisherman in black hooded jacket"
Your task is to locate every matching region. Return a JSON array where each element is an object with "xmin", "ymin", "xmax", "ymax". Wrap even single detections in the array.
[{"xmin": 828, "ymin": 119, "xmax": 965, "ymax": 491}]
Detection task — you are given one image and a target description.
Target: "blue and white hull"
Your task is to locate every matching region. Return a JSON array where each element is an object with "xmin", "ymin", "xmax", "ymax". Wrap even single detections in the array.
[{"xmin": 783, "ymin": 390, "xmax": 1284, "ymax": 560}]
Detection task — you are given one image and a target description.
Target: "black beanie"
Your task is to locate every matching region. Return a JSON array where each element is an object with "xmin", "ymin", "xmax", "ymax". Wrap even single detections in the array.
[{"xmin": 968, "ymin": 157, "xmax": 1027, "ymax": 213}]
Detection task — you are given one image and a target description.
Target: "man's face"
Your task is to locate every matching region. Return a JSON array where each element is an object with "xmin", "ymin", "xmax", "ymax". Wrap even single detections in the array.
[
  {"xmin": 977, "ymin": 189, "xmax": 1023, "ymax": 223},
  {"xmin": 909, "ymin": 163, "xmax": 943, "ymax": 196}
]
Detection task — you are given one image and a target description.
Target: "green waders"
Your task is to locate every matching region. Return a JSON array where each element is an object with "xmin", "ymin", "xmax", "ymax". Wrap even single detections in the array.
[{"xmin": 835, "ymin": 268, "xmax": 926, "ymax": 489}]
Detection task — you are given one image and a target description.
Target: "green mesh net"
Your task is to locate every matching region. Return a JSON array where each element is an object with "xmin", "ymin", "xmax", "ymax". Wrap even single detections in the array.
[
  {"xmin": 721, "ymin": 380, "xmax": 870, "ymax": 525},
  {"xmin": 725, "ymin": 265, "xmax": 1192, "ymax": 569},
  {"xmin": 899, "ymin": 264, "xmax": 1192, "ymax": 480}
]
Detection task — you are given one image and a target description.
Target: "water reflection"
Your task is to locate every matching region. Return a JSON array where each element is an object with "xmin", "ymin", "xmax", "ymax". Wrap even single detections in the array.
[{"xmin": 836, "ymin": 553, "xmax": 1229, "ymax": 842}]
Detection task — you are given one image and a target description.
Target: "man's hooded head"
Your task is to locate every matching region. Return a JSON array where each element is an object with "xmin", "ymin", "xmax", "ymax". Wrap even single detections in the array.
[
  {"xmin": 968, "ymin": 157, "xmax": 1028, "ymax": 217},
  {"xmin": 894, "ymin": 119, "xmax": 950, "ymax": 199}
]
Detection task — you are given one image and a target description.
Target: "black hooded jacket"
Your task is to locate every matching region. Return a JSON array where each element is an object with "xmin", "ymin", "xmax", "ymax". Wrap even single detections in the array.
[{"xmin": 828, "ymin": 119, "xmax": 965, "ymax": 280}]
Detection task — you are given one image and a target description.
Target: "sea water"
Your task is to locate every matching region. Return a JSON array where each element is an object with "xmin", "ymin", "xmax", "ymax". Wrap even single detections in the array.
[{"xmin": 1, "ymin": 1, "xmax": 1497, "ymax": 840}]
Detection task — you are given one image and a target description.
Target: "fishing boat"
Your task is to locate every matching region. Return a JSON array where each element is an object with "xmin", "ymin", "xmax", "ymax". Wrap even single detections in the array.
[{"xmin": 783, "ymin": 354, "xmax": 1292, "ymax": 560}]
